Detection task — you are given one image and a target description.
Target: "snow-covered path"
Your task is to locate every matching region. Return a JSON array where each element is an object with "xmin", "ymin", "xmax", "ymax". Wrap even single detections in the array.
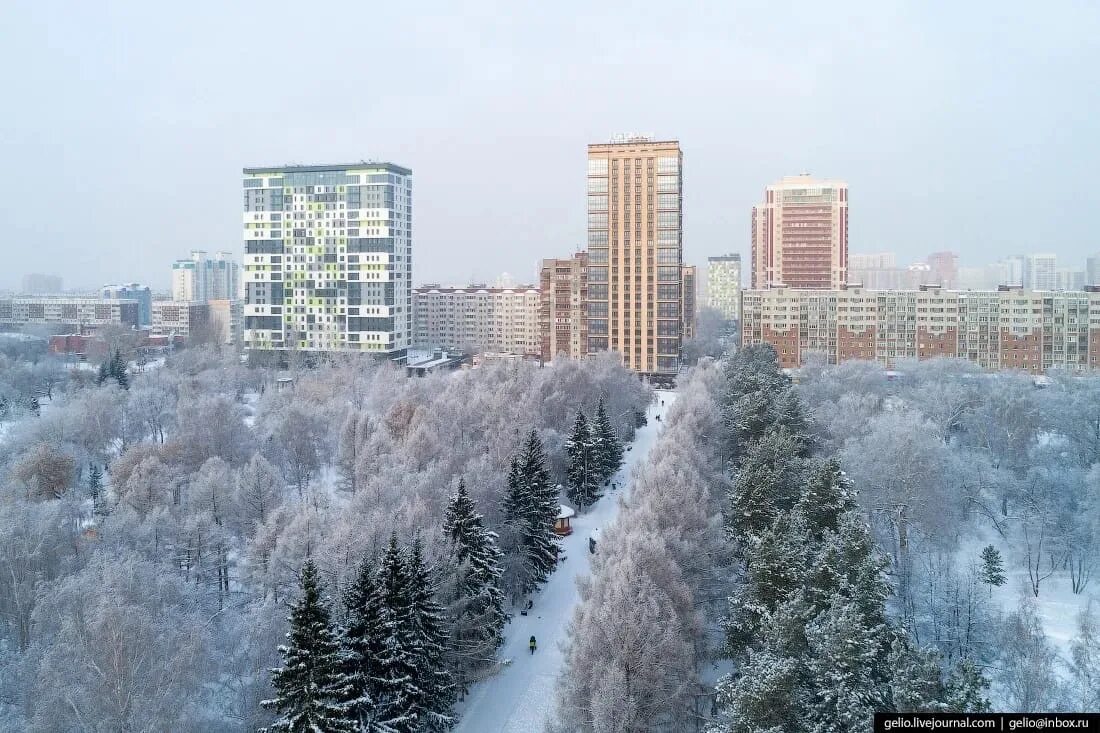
[{"xmin": 454, "ymin": 390, "xmax": 676, "ymax": 733}]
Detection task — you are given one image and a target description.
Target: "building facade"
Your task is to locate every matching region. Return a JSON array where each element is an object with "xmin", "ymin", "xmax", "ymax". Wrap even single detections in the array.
[
  {"xmin": 586, "ymin": 136, "xmax": 683, "ymax": 376},
  {"xmin": 1024, "ymin": 254, "xmax": 1057, "ymax": 291},
  {"xmin": 208, "ymin": 299, "xmax": 243, "ymax": 345},
  {"xmin": 0, "ymin": 297, "xmax": 139, "ymax": 333},
  {"xmin": 151, "ymin": 301, "xmax": 210, "ymax": 340},
  {"xmin": 539, "ymin": 253, "xmax": 588, "ymax": 362},
  {"xmin": 102, "ymin": 284, "xmax": 152, "ymax": 326},
  {"xmin": 741, "ymin": 285, "xmax": 1100, "ymax": 373},
  {"xmin": 20, "ymin": 274, "xmax": 62, "ymax": 294},
  {"xmin": 751, "ymin": 174, "xmax": 848, "ymax": 289},
  {"xmin": 172, "ymin": 251, "xmax": 241, "ymax": 303},
  {"xmin": 926, "ymin": 251, "xmax": 959, "ymax": 289},
  {"xmin": 682, "ymin": 265, "xmax": 697, "ymax": 340},
  {"xmin": 241, "ymin": 163, "xmax": 413, "ymax": 360},
  {"xmin": 706, "ymin": 254, "xmax": 742, "ymax": 324},
  {"xmin": 414, "ymin": 285, "xmax": 540, "ymax": 356}
]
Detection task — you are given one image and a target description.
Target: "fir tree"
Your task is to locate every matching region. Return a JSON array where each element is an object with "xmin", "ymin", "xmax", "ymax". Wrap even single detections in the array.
[
  {"xmin": 772, "ymin": 389, "xmax": 812, "ymax": 456},
  {"xmin": 565, "ymin": 411, "xmax": 600, "ymax": 508},
  {"xmin": 96, "ymin": 361, "xmax": 109, "ymax": 386},
  {"xmin": 407, "ymin": 536, "xmax": 455, "ymax": 732},
  {"xmin": 87, "ymin": 463, "xmax": 106, "ymax": 517},
  {"xmin": 979, "ymin": 545, "xmax": 1006, "ymax": 591},
  {"xmin": 795, "ymin": 458, "xmax": 858, "ymax": 540},
  {"xmin": 337, "ymin": 557, "xmax": 392, "ymax": 732},
  {"xmin": 112, "ymin": 349, "xmax": 129, "ymax": 390},
  {"xmin": 591, "ymin": 398, "xmax": 623, "ymax": 483},
  {"xmin": 943, "ymin": 659, "xmax": 992, "ymax": 713},
  {"xmin": 442, "ymin": 479, "xmax": 506, "ymax": 672},
  {"xmin": 263, "ymin": 560, "xmax": 355, "ymax": 733},
  {"xmin": 503, "ymin": 430, "xmax": 559, "ymax": 592},
  {"xmin": 375, "ymin": 534, "xmax": 420, "ymax": 733},
  {"xmin": 888, "ymin": 636, "xmax": 948, "ymax": 713}
]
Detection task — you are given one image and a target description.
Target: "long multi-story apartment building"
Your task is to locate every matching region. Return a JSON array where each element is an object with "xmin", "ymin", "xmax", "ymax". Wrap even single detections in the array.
[
  {"xmin": 751, "ymin": 174, "xmax": 848, "ymax": 289},
  {"xmin": 0, "ymin": 297, "xmax": 139, "ymax": 333},
  {"xmin": 242, "ymin": 162, "xmax": 413, "ymax": 360},
  {"xmin": 539, "ymin": 253, "xmax": 588, "ymax": 362},
  {"xmin": 172, "ymin": 251, "xmax": 241, "ymax": 303},
  {"xmin": 682, "ymin": 265, "xmax": 697, "ymax": 340},
  {"xmin": 414, "ymin": 285, "xmax": 540, "ymax": 356},
  {"xmin": 741, "ymin": 285, "xmax": 1100, "ymax": 373},
  {"xmin": 586, "ymin": 136, "xmax": 683, "ymax": 377},
  {"xmin": 706, "ymin": 254, "xmax": 742, "ymax": 324}
]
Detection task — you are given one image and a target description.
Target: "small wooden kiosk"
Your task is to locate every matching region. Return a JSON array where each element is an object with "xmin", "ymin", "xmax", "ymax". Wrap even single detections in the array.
[{"xmin": 554, "ymin": 504, "xmax": 576, "ymax": 536}]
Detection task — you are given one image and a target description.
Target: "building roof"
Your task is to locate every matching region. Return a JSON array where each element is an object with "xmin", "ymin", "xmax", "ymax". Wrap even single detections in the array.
[{"xmin": 243, "ymin": 162, "xmax": 412, "ymax": 176}]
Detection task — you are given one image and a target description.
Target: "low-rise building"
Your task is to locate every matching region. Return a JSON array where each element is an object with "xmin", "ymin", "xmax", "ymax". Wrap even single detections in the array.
[
  {"xmin": 0, "ymin": 297, "xmax": 139, "ymax": 333},
  {"xmin": 151, "ymin": 301, "xmax": 210, "ymax": 341},
  {"xmin": 741, "ymin": 285, "xmax": 1100, "ymax": 373}
]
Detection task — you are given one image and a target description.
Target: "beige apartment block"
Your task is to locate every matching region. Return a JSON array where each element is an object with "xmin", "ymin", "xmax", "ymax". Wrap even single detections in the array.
[
  {"xmin": 751, "ymin": 174, "xmax": 848, "ymax": 289},
  {"xmin": 414, "ymin": 285, "xmax": 541, "ymax": 356},
  {"xmin": 682, "ymin": 265, "xmax": 696, "ymax": 340},
  {"xmin": 539, "ymin": 253, "xmax": 588, "ymax": 362},
  {"xmin": 586, "ymin": 136, "xmax": 683, "ymax": 376},
  {"xmin": 741, "ymin": 285, "xmax": 1100, "ymax": 374}
]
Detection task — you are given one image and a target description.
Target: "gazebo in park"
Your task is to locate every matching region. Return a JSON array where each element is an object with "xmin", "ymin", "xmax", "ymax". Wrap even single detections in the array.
[{"xmin": 554, "ymin": 504, "xmax": 576, "ymax": 536}]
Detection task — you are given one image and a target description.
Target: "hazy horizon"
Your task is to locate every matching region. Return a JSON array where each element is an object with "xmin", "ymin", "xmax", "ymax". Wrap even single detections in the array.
[{"xmin": 2, "ymin": 1, "xmax": 1098, "ymax": 292}]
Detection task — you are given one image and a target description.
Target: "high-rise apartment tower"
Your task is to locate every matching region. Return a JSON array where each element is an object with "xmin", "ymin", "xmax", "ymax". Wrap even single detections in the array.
[
  {"xmin": 586, "ymin": 136, "xmax": 683, "ymax": 376},
  {"xmin": 706, "ymin": 254, "xmax": 742, "ymax": 324},
  {"xmin": 751, "ymin": 174, "xmax": 848, "ymax": 289},
  {"xmin": 242, "ymin": 162, "xmax": 413, "ymax": 360}
]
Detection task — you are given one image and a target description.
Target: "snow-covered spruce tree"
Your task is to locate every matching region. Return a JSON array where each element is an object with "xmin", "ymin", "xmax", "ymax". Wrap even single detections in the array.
[
  {"xmin": 592, "ymin": 397, "xmax": 623, "ymax": 484},
  {"xmin": 110, "ymin": 349, "xmax": 129, "ymax": 390},
  {"xmin": 772, "ymin": 389, "xmax": 813, "ymax": 457},
  {"xmin": 441, "ymin": 479, "xmax": 506, "ymax": 689},
  {"xmin": 725, "ymin": 428, "xmax": 809, "ymax": 549},
  {"xmin": 943, "ymin": 659, "xmax": 991, "ymax": 713},
  {"xmin": 502, "ymin": 430, "xmax": 559, "ymax": 594},
  {"xmin": 87, "ymin": 463, "xmax": 106, "ymax": 517},
  {"xmin": 565, "ymin": 410, "xmax": 601, "ymax": 509},
  {"xmin": 337, "ymin": 557, "xmax": 391, "ymax": 732},
  {"xmin": 262, "ymin": 559, "xmax": 355, "ymax": 733},
  {"xmin": 978, "ymin": 545, "xmax": 1006, "ymax": 591},
  {"xmin": 375, "ymin": 534, "xmax": 420, "ymax": 733},
  {"xmin": 795, "ymin": 458, "xmax": 857, "ymax": 541},
  {"xmin": 407, "ymin": 536, "xmax": 455, "ymax": 732}
]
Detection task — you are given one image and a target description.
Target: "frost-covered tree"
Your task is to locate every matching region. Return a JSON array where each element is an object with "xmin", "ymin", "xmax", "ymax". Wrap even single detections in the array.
[
  {"xmin": 566, "ymin": 410, "xmax": 600, "ymax": 508},
  {"xmin": 995, "ymin": 598, "xmax": 1065, "ymax": 712},
  {"xmin": 263, "ymin": 559, "xmax": 354, "ymax": 732},
  {"xmin": 87, "ymin": 461, "xmax": 106, "ymax": 516}
]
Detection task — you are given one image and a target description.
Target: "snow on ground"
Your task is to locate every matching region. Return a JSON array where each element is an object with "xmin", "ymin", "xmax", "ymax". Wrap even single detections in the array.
[
  {"xmin": 959, "ymin": 526, "xmax": 1097, "ymax": 662},
  {"xmin": 453, "ymin": 390, "xmax": 677, "ymax": 733}
]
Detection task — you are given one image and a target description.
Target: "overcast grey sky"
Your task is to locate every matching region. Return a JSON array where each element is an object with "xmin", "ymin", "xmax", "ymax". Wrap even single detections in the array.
[{"xmin": 1, "ymin": 0, "xmax": 1097, "ymax": 292}]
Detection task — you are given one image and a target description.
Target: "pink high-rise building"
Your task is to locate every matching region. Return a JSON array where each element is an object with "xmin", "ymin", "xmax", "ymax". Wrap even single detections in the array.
[
  {"xmin": 927, "ymin": 251, "xmax": 959, "ymax": 289},
  {"xmin": 751, "ymin": 174, "xmax": 848, "ymax": 289}
]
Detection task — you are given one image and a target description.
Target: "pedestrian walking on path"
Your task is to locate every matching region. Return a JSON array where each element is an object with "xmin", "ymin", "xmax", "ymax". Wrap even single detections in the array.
[{"xmin": 529, "ymin": 636, "xmax": 537, "ymax": 654}]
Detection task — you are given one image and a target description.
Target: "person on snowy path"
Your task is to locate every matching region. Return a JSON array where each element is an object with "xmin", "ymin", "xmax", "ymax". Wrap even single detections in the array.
[
  {"xmin": 589, "ymin": 536, "xmax": 597, "ymax": 554},
  {"xmin": 529, "ymin": 636, "xmax": 537, "ymax": 654}
]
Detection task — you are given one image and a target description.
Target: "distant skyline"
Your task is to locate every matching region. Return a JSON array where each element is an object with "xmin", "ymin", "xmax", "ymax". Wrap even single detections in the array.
[{"xmin": 2, "ymin": 1, "xmax": 1098, "ymax": 292}]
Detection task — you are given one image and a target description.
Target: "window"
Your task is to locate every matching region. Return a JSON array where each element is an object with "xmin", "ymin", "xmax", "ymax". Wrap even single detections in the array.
[
  {"xmin": 588, "ymin": 159, "xmax": 608, "ymax": 175},
  {"xmin": 657, "ymin": 157, "xmax": 679, "ymax": 173}
]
